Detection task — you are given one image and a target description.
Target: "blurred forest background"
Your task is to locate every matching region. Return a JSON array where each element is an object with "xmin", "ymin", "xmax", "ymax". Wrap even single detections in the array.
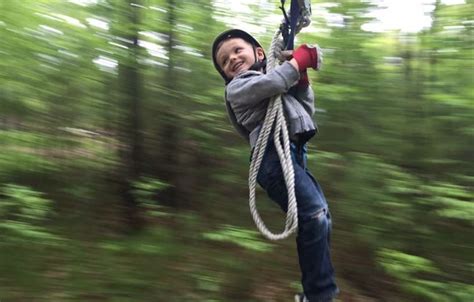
[{"xmin": 0, "ymin": 0, "xmax": 472, "ymax": 301}]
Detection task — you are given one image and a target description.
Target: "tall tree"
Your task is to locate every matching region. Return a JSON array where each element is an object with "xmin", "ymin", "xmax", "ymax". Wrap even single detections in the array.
[
  {"xmin": 115, "ymin": 0, "xmax": 145, "ymax": 231},
  {"xmin": 157, "ymin": 0, "xmax": 182, "ymax": 206}
]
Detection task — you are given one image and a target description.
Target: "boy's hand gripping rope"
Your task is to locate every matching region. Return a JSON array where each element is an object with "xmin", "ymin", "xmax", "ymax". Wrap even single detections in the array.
[{"xmin": 249, "ymin": 14, "xmax": 310, "ymax": 240}]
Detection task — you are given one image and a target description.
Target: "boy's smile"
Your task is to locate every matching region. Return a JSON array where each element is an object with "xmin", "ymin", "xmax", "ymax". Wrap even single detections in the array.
[{"xmin": 216, "ymin": 38, "xmax": 265, "ymax": 80}]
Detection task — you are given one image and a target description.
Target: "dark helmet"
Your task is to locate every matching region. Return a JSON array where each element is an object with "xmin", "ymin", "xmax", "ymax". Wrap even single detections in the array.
[{"xmin": 212, "ymin": 29, "xmax": 266, "ymax": 83}]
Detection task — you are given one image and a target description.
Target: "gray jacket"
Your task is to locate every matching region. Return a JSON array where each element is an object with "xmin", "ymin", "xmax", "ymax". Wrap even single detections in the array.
[{"xmin": 225, "ymin": 61, "xmax": 318, "ymax": 147}]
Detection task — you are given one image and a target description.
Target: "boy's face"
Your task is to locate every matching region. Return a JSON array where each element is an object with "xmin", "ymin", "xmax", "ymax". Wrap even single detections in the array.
[{"xmin": 215, "ymin": 38, "xmax": 265, "ymax": 80}]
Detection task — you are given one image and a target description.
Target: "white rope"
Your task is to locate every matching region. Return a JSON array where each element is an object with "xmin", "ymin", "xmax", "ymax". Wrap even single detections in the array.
[
  {"xmin": 248, "ymin": 29, "xmax": 298, "ymax": 240},
  {"xmin": 248, "ymin": 8, "xmax": 312, "ymax": 240}
]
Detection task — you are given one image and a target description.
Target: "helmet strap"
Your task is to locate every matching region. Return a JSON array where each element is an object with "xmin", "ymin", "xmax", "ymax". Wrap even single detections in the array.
[{"xmin": 248, "ymin": 45, "xmax": 266, "ymax": 72}]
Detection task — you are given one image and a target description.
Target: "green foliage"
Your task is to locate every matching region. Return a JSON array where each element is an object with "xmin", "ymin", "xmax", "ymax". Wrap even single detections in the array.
[
  {"xmin": 132, "ymin": 176, "xmax": 170, "ymax": 217},
  {"xmin": 99, "ymin": 227, "xmax": 175, "ymax": 256},
  {"xmin": 424, "ymin": 182, "xmax": 473, "ymax": 222},
  {"xmin": 203, "ymin": 225, "xmax": 273, "ymax": 252},
  {"xmin": 377, "ymin": 248, "xmax": 474, "ymax": 302},
  {"xmin": 0, "ymin": 130, "xmax": 64, "ymax": 179},
  {"xmin": 0, "ymin": 184, "xmax": 61, "ymax": 244},
  {"xmin": 132, "ymin": 176, "xmax": 169, "ymax": 201},
  {"xmin": 193, "ymin": 272, "xmax": 222, "ymax": 295}
]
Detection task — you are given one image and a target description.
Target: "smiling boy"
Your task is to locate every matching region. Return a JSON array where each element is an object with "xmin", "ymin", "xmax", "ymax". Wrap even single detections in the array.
[
  {"xmin": 215, "ymin": 37, "xmax": 265, "ymax": 79},
  {"xmin": 212, "ymin": 29, "xmax": 339, "ymax": 302}
]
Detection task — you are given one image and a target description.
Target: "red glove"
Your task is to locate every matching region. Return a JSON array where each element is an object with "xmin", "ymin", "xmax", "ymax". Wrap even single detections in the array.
[
  {"xmin": 293, "ymin": 44, "xmax": 322, "ymax": 71},
  {"xmin": 297, "ymin": 70, "xmax": 309, "ymax": 88}
]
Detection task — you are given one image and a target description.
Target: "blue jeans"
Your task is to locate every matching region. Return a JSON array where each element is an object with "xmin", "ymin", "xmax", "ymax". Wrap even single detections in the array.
[{"xmin": 255, "ymin": 140, "xmax": 339, "ymax": 302}]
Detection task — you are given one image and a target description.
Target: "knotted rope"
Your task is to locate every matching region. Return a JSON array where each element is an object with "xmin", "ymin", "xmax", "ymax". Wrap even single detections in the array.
[{"xmin": 248, "ymin": 8, "xmax": 310, "ymax": 240}]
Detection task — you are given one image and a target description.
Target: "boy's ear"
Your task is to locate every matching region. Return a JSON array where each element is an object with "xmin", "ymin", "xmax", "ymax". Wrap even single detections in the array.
[{"xmin": 256, "ymin": 47, "xmax": 265, "ymax": 61}]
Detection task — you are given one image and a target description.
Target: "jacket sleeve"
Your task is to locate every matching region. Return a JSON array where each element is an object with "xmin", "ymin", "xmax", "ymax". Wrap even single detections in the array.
[{"xmin": 226, "ymin": 61, "xmax": 300, "ymax": 107}]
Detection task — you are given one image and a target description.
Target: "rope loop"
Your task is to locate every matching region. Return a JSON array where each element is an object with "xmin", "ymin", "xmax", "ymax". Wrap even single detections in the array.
[
  {"xmin": 248, "ymin": 1, "xmax": 312, "ymax": 241},
  {"xmin": 248, "ymin": 29, "xmax": 297, "ymax": 240}
]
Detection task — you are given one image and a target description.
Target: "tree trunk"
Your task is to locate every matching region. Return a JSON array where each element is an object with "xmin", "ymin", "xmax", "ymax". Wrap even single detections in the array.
[
  {"xmin": 116, "ymin": 0, "xmax": 145, "ymax": 231},
  {"xmin": 157, "ymin": 0, "xmax": 183, "ymax": 207}
]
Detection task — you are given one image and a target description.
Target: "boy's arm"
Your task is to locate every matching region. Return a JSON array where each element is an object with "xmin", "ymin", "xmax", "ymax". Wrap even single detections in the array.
[{"xmin": 226, "ymin": 61, "xmax": 299, "ymax": 106}]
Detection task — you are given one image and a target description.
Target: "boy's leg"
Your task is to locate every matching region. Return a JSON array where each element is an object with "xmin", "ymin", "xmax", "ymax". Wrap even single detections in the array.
[{"xmin": 256, "ymin": 142, "xmax": 338, "ymax": 301}]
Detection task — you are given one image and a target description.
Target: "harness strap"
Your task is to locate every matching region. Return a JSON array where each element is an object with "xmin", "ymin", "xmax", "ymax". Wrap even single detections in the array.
[
  {"xmin": 280, "ymin": 0, "xmax": 311, "ymax": 50},
  {"xmin": 286, "ymin": 0, "xmax": 300, "ymax": 50}
]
